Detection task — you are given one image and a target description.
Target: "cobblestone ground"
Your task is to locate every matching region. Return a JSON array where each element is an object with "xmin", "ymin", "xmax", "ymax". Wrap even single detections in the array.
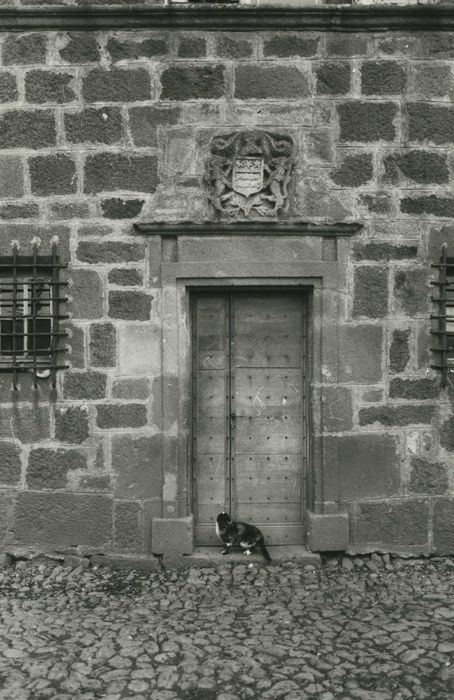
[{"xmin": 1, "ymin": 556, "xmax": 454, "ymax": 700}]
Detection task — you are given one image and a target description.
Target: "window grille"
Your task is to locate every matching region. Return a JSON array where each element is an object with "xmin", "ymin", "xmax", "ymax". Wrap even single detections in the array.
[
  {"xmin": 431, "ymin": 243, "xmax": 454, "ymax": 388},
  {"xmin": 0, "ymin": 243, "xmax": 69, "ymax": 389}
]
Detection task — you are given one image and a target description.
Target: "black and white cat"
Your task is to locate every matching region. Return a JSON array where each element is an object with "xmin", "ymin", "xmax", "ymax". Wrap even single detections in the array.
[{"xmin": 216, "ymin": 512, "xmax": 272, "ymax": 562}]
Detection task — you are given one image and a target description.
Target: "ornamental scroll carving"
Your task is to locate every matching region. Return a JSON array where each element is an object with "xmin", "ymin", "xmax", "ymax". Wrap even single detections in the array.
[{"xmin": 205, "ymin": 131, "xmax": 295, "ymax": 219}]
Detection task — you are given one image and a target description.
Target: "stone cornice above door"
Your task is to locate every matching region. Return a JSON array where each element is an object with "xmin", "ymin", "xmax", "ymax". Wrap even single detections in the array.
[{"xmin": 133, "ymin": 222, "xmax": 362, "ymax": 237}]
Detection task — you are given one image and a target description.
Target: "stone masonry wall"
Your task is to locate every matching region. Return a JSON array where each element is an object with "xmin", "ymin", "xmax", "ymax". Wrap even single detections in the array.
[{"xmin": 0, "ymin": 24, "xmax": 453, "ymax": 556}]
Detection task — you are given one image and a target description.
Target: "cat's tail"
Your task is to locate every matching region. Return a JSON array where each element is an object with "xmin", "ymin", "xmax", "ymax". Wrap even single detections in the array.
[{"xmin": 259, "ymin": 538, "xmax": 272, "ymax": 562}]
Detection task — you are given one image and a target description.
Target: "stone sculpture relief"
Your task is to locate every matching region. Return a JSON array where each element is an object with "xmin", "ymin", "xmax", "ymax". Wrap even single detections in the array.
[{"xmin": 205, "ymin": 130, "xmax": 295, "ymax": 219}]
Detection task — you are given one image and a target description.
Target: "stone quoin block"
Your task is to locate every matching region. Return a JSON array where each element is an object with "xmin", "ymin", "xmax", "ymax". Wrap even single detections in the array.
[
  {"xmin": 337, "ymin": 325, "xmax": 383, "ymax": 383},
  {"xmin": 361, "ymin": 61, "xmax": 406, "ymax": 95},
  {"xmin": 112, "ymin": 434, "xmax": 162, "ymax": 499},
  {"xmin": 264, "ymin": 35, "xmax": 319, "ymax": 58},
  {"xmin": 321, "ymin": 386, "xmax": 353, "ymax": 433},
  {"xmin": 108, "ymin": 291, "xmax": 152, "ymax": 321},
  {"xmin": 108, "ymin": 268, "xmax": 143, "ymax": 287},
  {"xmin": 393, "ymin": 269, "xmax": 429, "ymax": 316},
  {"xmin": 0, "ymin": 111, "xmax": 55, "ymax": 149},
  {"xmin": 112, "ymin": 378, "xmax": 150, "ymax": 400},
  {"xmin": 160, "ymin": 65, "xmax": 225, "ymax": 101},
  {"xmin": 2, "ymin": 34, "xmax": 47, "ymax": 65},
  {"xmin": 433, "ymin": 499, "xmax": 454, "ymax": 554},
  {"xmin": 306, "ymin": 512, "xmax": 349, "ymax": 552},
  {"xmin": 63, "ymin": 371, "xmax": 107, "ymax": 400},
  {"xmin": 14, "ymin": 492, "xmax": 112, "ymax": 548},
  {"xmin": 0, "ymin": 406, "xmax": 50, "ymax": 444},
  {"xmin": 389, "ymin": 329, "xmax": 411, "ymax": 373},
  {"xmin": 323, "ymin": 434, "xmax": 400, "ymax": 501},
  {"xmin": 58, "ymin": 33, "xmax": 99, "ymax": 64},
  {"xmin": 84, "ymin": 154, "xmax": 158, "ymax": 194},
  {"xmin": 68, "ymin": 269, "xmax": 104, "ymax": 320},
  {"xmin": 316, "ymin": 62, "xmax": 351, "ymax": 95},
  {"xmin": 389, "ymin": 377, "xmax": 439, "ymax": 400},
  {"xmin": 352, "ymin": 500, "xmax": 430, "ymax": 550},
  {"xmin": 96, "ymin": 404, "xmax": 147, "ymax": 430},
  {"xmin": 65, "ymin": 107, "xmax": 123, "ymax": 145},
  {"xmin": 215, "ymin": 36, "xmax": 253, "ymax": 59},
  {"xmin": 89, "ymin": 323, "xmax": 117, "ymax": 368},
  {"xmin": 409, "ymin": 458, "xmax": 448, "ymax": 495},
  {"xmin": 129, "ymin": 106, "xmax": 181, "ymax": 148},
  {"xmin": 82, "ymin": 68, "xmax": 151, "ymax": 103},
  {"xmin": 353, "ymin": 267, "xmax": 388, "ymax": 319},
  {"xmin": 27, "ymin": 448, "xmax": 87, "ymax": 490},
  {"xmin": 107, "ymin": 36, "xmax": 168, "ymax": 62},
  {"xmin": 118, "ymin": 324, "xmax": 160, "ymax": 375},
  {"xmin": 113, "ymin": 501, "xmax": 144, "ymax": 553},
  {"xmin": 25, "ymin": 71, "xmax": 76, "ymax": 104},
  {"xmin": 0, "ymin": 441, "xmax": 21, "ymax": 486},
  {"xmin": 330, "ymin": 153, "xmax": 373, "ymax": 187},
  {"xmin": 235, "ymin": 65, "xmax": 309, "ymax": 99},
  {"xmin": 337, "ymin": 102, "xmax": 397, "ymax": 142},
  {"xmin": 76, "ymin": 241, "xmax": 145, "ymax": 265},
  {"xmin": 177, "ymin": 37, "xmax": 206, "ymax": 58},
  {"xmin": 55, "ymin": 406, "xmax": 89, "ymax": 444},
  {"xmin": 383, "ymin": 151, "xmax": 449, "ymax": 185},
  {"xmin": 408, "ymin": 103, "xmax": 454, "ymax": 144},
  {"xmin": 359, "ymin": 405, "xmax": 436, "ymax": 427},
  {"xmin": 151, "ymin": 516, "xmax": 193, "ymax": 556},
  {"xmin": 353, "ymin": 242, "xmax": 418, "ymax": 262},
  {"xmin": 29, "ymin": 154, "xmax": 77, "ymax": 196},
  {"xmin": 0, "ymin": 73, "xmax": 18, "ymax": 103},
  {"xmin": 0, "ymin": 157, "xmax": 23, "ymax": 198},
  {"xmin": 101, "ymin": 199, "xmax": 145, "ymax": 219}
]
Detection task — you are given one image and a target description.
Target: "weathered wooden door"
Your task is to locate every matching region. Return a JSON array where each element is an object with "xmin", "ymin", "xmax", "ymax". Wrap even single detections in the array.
[{"xmin": 192, "ymin": 290, "xmax": 307, "ymax": 546}]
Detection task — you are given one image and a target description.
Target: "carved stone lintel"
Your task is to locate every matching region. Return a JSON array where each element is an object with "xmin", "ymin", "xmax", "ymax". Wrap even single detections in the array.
[{"xmin": 205, "ymin": 130, "xmax": 295, "ymax": 220}]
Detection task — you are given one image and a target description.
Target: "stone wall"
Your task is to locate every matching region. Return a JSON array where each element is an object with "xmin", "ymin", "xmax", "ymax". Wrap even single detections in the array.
[{"xmin": 0, "ymin": 21, "xmax": 453, "ymax": 558}]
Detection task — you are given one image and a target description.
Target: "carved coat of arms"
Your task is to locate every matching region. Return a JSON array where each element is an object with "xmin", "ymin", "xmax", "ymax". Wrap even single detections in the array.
[{"xmin": 205, "ymin": 131, "xmax": 295, "ymax": 219}]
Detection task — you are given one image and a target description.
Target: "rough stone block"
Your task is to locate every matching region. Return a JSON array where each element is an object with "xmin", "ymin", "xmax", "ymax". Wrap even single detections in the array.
[
  {"xmin": 0, "ymin": 223, "xmax": 70, "ymax": 259},
  {"xmin": 353, "ymin": 266, "xmax": 388, "ymax": 318},
  {"xmin": 65, "ymin": 107, "xmax": 123, "ymax": 145},
  {"xmin": 160, "ymin": 65, "xmax": 225, "ymax": 101},
  {"xmin": 0, "ymin": 406, "xmax": 50, "ymax": 444},
  {"xmin": 325, "ymin": 34, "xmax": 368, "ymax": 56},
  {"xmin": 65, "ymin": 322, "xmax": 85, "ymax": 369},
  {"xmin": 89, "ymin": 322, "xmax": 116, "ymax": 368},
  {"xmin": 316, "ymin": 62, "xmax": 351, "ymax": 95},
  {"xmin": 14, "ymin": 492, "xmax": 112, "ymax": 547},
  {"xmin": 112, "ymin": 434, "xmax": 162, "ymax": 499},
  {"xmin": 337, "ymin": 325, "xmax": 383, "ymax": 383},
  {"xmin": 0, "ymin": 157, "xmax": 24, "ymax": 198},
  {"xmin": 108, "ymin": 268, "xmax": 143, "ymax": 286},
  {"xmin": 306, "ymin": 512, "xmax": 349, "ymax": 552},
  {"xmin": 129, "ymin": 105, "xmax": 180, "ymax": 148},
  {"xmin": 305, "ymin": 128, "xmax": 334, "ymax": 164},
  {"xmin": 357, "ymin": 192, "xmax": 392, "ymax": 216},
  {"xmin": 0, "ymin": 442, "xmax": 21, "ymax": 485},
  {"xmin": 330, "ymin": 153, "xmax": 373, "ymax": 187},
  {"xmin": 321, "ymin": 386, "xmax": 353, "ymax": 433},
  {"xmin": 337, "ymin": 102, "xmax": 397, "ymax": 142},
  {"xmin": 113, "ymin": 501, "xmax": 143, "ymax": 552},
  {"xmin": 82, "ymin": 68, "xmax": 151, "ymax": 103},
  {"xmin": 433, "ymin": 499, "xmax": 454, "ymax": 554},
  {"xmin": 63, "ymin": 371, "xmax": 107, "ymax": 400},
  {"xmin": 409, "ymin": 457, "xmax": 448, "ymax": 495},
  {"xmin": 27, "ymin": 448, "xmax": 86, "ymax": 489},
  {"xmin": 0, "ymin": 202, "xmax": 39, "ymax": 220},
  {"xmin": 101, "ymin": 198, "xmax": 145, "ymax": 219},
  {"xmin": 55, "ymin": 406, "xmax": 89, "ymax": 444},
  {"xmin": 235, "ymin": 65, "xmax": 309, "ymax": 99},
  {"xmin": 412, "ymin": 63, "xmax": 453, "ymax": 99},
  {"xmin": 353, "ymin": 242, "xmax": 418, "ymax": 261},
  {"xmin": 393, "ymin": 269, "xmax": 429, "ymax": 316},
  {"xmin": 76, "ymin": 241, "xmax": 145, "ymax": 264},
  {"xmin": 25, "ymin": 70, "xmax": 76, "ymax": 104},
  {"xmin": 2, "ymin": 34, "xmax": 47, "ymax": 65},
  {"xmin": 361, "ymin": 61, "xmax": 406, "ymax": 95},
  {"xmin": 352, "ymin": 500, "xmax": 429, "ymax": 550},
  {"xmin": 359, "ymin": 405, "xmax": 436, "ymax": 427},
  {"xmin": 440, "ymin": 416, "xmax": 454, "ymax": 452},
  {"xmin": 384, "ymin": 151, "xmax": 448, "ymax": 185},
  {"xmin": 0, "ymin": 491, "xmax": 12, "ymax": 544},
  {"xmin": 389, "ymin": 377, "xmax": 439, "ymax": 400},
  {"xmin": 112, "ymin": 378, "xmax": 150, "ymax": 400},
  {"xmin": 389, "ymin": 329, "xmax": 411, "ymax": 373},
  {"xmin": 59, "ymin": 33, "xmax": 100, "ymax": 63},
  {"xmin": 118, "ymin": 324, "xmax": 160, "ymax": 375},
  {"xmin": 0, "ymin": 110, "xmax": 55, "ymax": 148},
  {"xmin": 215, "ymin": 36, "xmax": 253, "ymax": 59},
  {"xmin": 29, "ymin": 154, "xmax": 77, "ymax": 196},
  {"xmin": 68, "ymin": 269, "xmax": 103, "ymax": 320},
  {"xmin": 107, "ymin": 36, "xmax": 168, "ymax": 62},
  {"xmin": 84, "ymin": 154, "xmax": 158, "ymax": 194},
  {"xmin": 264, "ymin": 35, "xmax": 319, "ymax": 57},
  {"xmin": 401, "ymin": 195, "xmax": 454, "ymax": 218},
  {"xmin": 108, "ymin": 291, "xmax": 151, "ymax": 321},
  {"xmin": 50, "ymin": 201, "xmax": 91, "ymax": 221},
  {"xmin": 0, "ymin": 73, "xmax": 18, "ymax": 103},
  {"xmin": 324, "ymin": 434, "xmax": 400, "ymax": 501},
  {"xmin": 177, "ymin": 37, "xmax": 206, "ymax": 58},
  {"xmin": 96, "ymin": 404, "xmax": 147, "ymax": 430},
  {"xmin": 408, "ymin": 103, "xmax": 454, "ymax": 144},
  {"xmin": 151, "ymin": 516, "xmax": 193, "ymax": 556}
]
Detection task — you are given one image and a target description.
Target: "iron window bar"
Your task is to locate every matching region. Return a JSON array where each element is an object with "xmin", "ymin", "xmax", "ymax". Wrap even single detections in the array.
[
  {"xmin": 0, "ymin": 243, "xmax": 69, "ymax": 389},
  {"xmin": 430, "ymin": 243, "xmax": 454, "ymax": 388}
]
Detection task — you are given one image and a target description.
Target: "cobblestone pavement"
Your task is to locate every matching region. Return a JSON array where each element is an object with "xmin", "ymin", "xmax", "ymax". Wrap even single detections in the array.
[{"xmin": 1, "ymin": 556, "xmax": 454, "ymax": 700}]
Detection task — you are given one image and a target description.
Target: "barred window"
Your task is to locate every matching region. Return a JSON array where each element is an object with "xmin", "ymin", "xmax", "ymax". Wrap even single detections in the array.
[
  {"xmin": 431, "ymin": 244, "xmax": 454, "ymax": 387},
  {"xmin": 0, "ymin": 244, "xmax": 68, "ymax": 389}
]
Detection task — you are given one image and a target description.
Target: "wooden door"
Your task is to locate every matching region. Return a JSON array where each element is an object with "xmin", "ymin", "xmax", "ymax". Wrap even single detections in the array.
[{"xmin": 192, "ymin": 291, "xmax": 307, "ymax": 546}]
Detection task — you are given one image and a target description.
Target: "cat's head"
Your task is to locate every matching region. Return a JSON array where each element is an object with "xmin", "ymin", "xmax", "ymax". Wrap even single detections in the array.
[{"xmin": 216, "ymin": 512, "xmax": 231, "ymax": 528}]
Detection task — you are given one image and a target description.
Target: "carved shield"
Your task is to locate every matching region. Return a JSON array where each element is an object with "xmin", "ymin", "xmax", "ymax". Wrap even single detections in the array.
[{"xmin": 232, "ymin": 157, "xmax": 264, "ymax": 197}]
